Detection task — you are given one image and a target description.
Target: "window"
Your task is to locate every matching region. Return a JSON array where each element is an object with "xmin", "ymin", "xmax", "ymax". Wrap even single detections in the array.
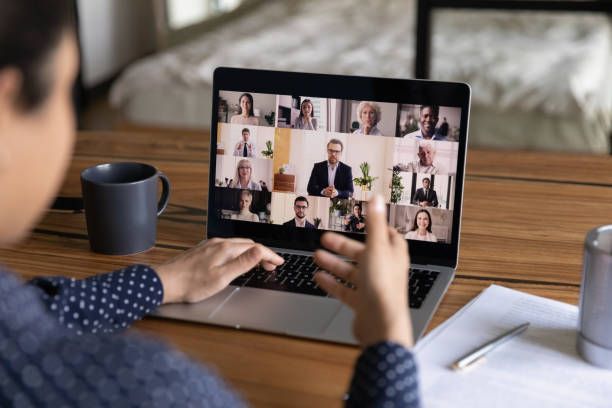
[{"xmin": 166, "ymin": 0, "xmax": 242, "ymax": 30}]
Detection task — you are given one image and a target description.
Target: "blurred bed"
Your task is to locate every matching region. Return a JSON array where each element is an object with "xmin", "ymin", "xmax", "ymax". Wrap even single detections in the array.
[{"xmin": 110, "ymin": 0, "xmax": 612, "ymax": 153}]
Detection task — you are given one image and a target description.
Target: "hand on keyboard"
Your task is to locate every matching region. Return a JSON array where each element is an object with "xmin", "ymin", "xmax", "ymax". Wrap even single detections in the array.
[
  {"xmin": 155, "ymin": 238, "xmax": 283, "ymax": 304},
  {"xmin": 314, "ymin": 195, "xmax": 414, "ymax": 349}
]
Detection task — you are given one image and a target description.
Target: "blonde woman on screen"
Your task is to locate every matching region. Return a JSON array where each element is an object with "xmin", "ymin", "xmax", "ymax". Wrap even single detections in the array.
[
  {"xmin": 353, "ymin": 101, "xmax": 382, "ymax": 135},
  {"xmin": 405, "ymin": 209, "xmax": 437, "ymax": 242},
  {"xmin": 230, "ymin": 159, "xmax": 262, "ymax": 190},
  {"xmin": 230, "ymin": 190, "xmax": 260, "ymax": 222},
  {"xmin": 230, "ymin": 93, "xmax": 260, "ymax": 125}
]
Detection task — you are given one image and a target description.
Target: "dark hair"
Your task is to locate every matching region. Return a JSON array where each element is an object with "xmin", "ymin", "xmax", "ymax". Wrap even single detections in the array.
[
  {"xmin": 298, "ymin": 99, "xmax": 313, "ymax": 118},
  {"xmin": 241, "ymin": 128, "xmax": 250, "ymax": 134},
  {"xmin": 327, "ymin": 138, "xmax": 344, "ymax": 152},
  {"xmin": 410, "ymin": 209, "xmax": 433, "ymax": 233},
  {"xmin": 294, "ymin": 196, "xmax": 309, "ymax": 207},
  {"xmin": 0, "ymin": 0, "xmax": 75, "ymax": 111},
  {"xmin": 420, "ymin": 105, "xmax": 440, "ymax": 118},
  {"xmin": 353, "ymin": 203, "xmax": 362, "ymax": 210},
  {"xmin": 422, "ymin": 177, "xmax": 430, "ymax": 183},
  {"xmin": 238, "ymin": 93, "xmax": 255, "ymax": 117}
]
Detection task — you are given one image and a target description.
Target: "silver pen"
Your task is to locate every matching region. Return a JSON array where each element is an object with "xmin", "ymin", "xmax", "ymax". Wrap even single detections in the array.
[{"xmin": 452, "ymin": 322, "xmax": 530, "ymax": 371}]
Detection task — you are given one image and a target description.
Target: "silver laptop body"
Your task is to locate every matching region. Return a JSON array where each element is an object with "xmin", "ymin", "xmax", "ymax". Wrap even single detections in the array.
[{"xmin": 155, "ymin": 68, "xmax": 470, "ymax": 345}]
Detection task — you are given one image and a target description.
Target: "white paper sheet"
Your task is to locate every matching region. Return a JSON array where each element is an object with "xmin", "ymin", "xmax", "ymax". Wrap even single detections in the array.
[{"xmin": 415, "ymin": 285, "xmax": 612, "ymax": 408}]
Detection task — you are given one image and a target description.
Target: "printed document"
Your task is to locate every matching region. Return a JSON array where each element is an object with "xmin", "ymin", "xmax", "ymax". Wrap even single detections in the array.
[{"xmin": 415, "ymin": 285, "xmax": 612, "ymax": 407}]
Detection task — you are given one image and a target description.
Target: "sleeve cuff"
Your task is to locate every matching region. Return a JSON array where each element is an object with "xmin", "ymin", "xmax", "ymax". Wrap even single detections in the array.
[
  {"xmin": 29, "ymin": 265, "xmax": 164, "ymax": 335},
  {"xmin": 347, "ymin": 341, "xmax": 420, "ymax": 407}
]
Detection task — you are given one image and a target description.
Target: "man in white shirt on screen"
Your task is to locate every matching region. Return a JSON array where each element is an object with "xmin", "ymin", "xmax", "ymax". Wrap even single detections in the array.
[
  {"xmin": 395, "ymin": 141, "xmax": 439, "ymax": 175},
  {"xmin": 233, "ymin": 128, "xmax": 257, "ymax": 158},
  {"xmin": 405, "ymin": 105, "xmax": 447, "ymax": 141}
]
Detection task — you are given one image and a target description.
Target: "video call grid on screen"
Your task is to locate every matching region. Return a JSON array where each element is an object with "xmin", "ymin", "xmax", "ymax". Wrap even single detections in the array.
[{"xmin": 212, "ymin": 90, "xmax": 462, "ymax": 246}]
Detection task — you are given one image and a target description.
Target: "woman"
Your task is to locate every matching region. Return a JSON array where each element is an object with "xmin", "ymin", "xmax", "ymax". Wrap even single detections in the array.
[
  {"xmin": 293, "ymin": 99, "xmax": 318, "ymax": 130},
  {"xmin": 231, "ymin": 190, "xmax": 260, "ymax": 222},
  {"xmin": 229, "ymin": 159, "xmax": 262, "ymax": 190},
  {"xmin": 0, "ymin": 2, "xmax": 420, "ymax": 406},
  {"xmin": 353, "ymin": 101, "xmax": 383, "ymax": 135},
  {"xmin": 230, "ymin": 92, "xmax": 260, "ymax": 125},
  {"xmin": 405, "ymin": 209, "xmax": 438, "ymax": 242}
]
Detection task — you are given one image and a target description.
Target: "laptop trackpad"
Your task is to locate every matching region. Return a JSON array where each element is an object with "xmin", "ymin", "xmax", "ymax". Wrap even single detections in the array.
[{"xmin": 209, "ymin": 287, "xmax": 342, "ymax": 335}]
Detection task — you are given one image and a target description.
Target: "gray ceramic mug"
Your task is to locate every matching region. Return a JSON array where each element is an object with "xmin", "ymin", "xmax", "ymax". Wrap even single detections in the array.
[
  {"xmin": 81, "ymin": 162, "xmax": 170, "ymax": 255},
  {"xmin": 577, "ymin": 224, "xmax": 612, "ymax": 368}
]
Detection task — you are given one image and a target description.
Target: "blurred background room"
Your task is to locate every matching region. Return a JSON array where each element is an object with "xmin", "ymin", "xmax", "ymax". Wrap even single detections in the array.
[{"xmin": 76, "ymin": 0, "xmax": 612, "ymax": 154}]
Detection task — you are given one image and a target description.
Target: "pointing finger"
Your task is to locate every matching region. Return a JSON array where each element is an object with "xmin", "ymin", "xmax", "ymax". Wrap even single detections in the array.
[{"xmin": 365, "ymin": 195, "xmax": 389, "ymax": 249}]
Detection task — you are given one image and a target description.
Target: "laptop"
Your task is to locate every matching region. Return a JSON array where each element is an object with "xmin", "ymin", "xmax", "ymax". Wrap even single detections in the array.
[{"xmin": 155, "ymin": 67, "xmax": 471, "ymax": 344}]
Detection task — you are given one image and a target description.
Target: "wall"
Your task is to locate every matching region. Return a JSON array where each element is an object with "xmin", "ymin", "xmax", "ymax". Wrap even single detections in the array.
[
  {"xmin": 273, "ymin": 128, "xmax": 291, "ymax": 177},
  {"xmin": 77, "ymin": 0, "xmax": 156, "ymax": 87},
  {"xmin": 344, "ymin": 134, "xmax": 393, "ymax": 197}
]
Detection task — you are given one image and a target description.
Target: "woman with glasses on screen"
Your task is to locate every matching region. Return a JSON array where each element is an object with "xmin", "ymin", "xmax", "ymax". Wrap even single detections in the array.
[
  {"xmin": 230, "ymin": 92, "xmax": 260, "ymax": 125},
  {"xmin": 405, "ymin": 209, "xmax": 438, "ymax": 242},
  {"xmin": 293, "ymin": 99, "xmax": 318, "ymax": 130},
  {"xmin": 230, "ymin": 159, "xmax": 262, "ymax": 190}
]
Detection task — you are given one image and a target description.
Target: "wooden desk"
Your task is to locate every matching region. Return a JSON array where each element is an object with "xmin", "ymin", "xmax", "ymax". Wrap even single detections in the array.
[{"xmin": 2, "ymin": 130, "xmax": 611, "ymax": 407}]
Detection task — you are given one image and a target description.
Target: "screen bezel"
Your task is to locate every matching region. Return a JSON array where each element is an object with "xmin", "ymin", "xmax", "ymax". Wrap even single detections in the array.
[{"xmin": 208, "ymin": 67, "xmax": 470, "ymax": 268}]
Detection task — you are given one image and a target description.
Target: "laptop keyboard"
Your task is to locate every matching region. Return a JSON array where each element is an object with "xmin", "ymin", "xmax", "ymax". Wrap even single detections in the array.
[
  {"xmin": 408, "ymin": 268, "xmax": 439, "ymax": 309},
  {"xmin": 230, "ymin": 252, "xmax": 439, "ymax": 309}
]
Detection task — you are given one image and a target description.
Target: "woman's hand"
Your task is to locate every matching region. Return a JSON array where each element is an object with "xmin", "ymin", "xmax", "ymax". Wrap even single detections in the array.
[
  {"xmin": 314, "ymin": 195, "xmax": 413, "ymax": 349},
  {"xmin": 155, "ymin": 238, "xmax": 283, "ymax": 304}
]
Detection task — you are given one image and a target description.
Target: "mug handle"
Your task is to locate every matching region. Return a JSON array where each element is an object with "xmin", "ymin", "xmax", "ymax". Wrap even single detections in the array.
[{"xmin": 157, "ymin": 172, "xmax": 171, "ymax": 216}]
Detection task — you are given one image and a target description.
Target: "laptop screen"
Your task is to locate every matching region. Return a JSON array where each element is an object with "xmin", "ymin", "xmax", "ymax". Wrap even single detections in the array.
[{"xmin": 208, "ymin": 68, "xmax": 470, "ymax": 268}]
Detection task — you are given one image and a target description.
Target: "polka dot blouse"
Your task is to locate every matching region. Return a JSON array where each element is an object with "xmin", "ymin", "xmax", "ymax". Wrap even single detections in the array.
[{"xmin": 0, "ymin": 264, "xmax": 420, "ymax": 407}]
